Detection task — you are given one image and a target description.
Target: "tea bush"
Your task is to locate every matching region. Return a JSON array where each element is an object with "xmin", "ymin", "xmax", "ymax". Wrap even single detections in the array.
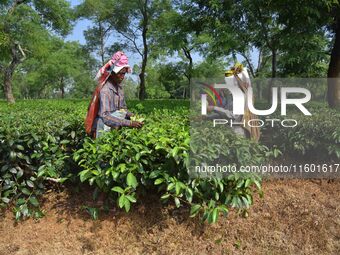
[
  {"xmin": 0, "ymin": 100, "xmax": 86, "ymax": 219},
  {"xmin": 74, "ymin": 107, "xmax": 270, "ymax": 223},
  {"xmin": 267, "ymin": 107, "xmax": 340, "ymax": 161},
  {"xmin": 1, "ymin": 99, "xmax": 274, "ymax": 222}
]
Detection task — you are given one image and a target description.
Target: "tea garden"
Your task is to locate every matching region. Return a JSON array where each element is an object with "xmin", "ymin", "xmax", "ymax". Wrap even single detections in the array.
[{"xmin": 0, "ymin": 100, "xmax": 339, "ymax": 222}]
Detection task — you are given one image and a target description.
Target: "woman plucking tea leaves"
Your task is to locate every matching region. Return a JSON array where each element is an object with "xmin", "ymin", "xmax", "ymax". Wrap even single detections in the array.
[{"xmin": 85, "ymin": 51, "xmax": 144, "ymax": 138}]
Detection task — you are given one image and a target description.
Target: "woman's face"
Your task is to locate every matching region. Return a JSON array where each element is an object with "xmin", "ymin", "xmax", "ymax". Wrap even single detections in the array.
[{"xmin": 111, "ymin": 68, "xmax": 127, "ymax": 84}]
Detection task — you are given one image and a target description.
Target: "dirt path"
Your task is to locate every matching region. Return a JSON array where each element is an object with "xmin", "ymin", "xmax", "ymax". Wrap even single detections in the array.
[{"xmin": 1, "ymin": 179, "xmax": 340, "ymax": 255}]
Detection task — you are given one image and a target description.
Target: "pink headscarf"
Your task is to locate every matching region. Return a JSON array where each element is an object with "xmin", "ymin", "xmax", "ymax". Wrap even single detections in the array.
[{"xmin": 95, "ymin": 51, "xmax": 131, "ymax": 85}]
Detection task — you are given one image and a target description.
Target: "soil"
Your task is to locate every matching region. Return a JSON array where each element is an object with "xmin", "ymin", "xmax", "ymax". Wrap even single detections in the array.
[{"xmin": 0, "ymin": 179, "xmax": 340, "ymax": 255}]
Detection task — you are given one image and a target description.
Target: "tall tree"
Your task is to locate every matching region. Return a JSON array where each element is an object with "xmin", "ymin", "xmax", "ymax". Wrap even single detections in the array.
[
  {"xmin": 270, "ymin": 0, "xmax": 339, "ymax": 107},
  {"xmin": 0, "ymin": 0, "xmax": 73, "ymax": 103},
  {"xmin": 75, "ymin": 0, "xmax": 119, "ymax": 66},
  {"xmin": 189, "ymin": 0, "xmax": 338, "ymax": 105},
  {"xmin": 40, "ymin": 40, "xmax": 94, "ymax": 98},
  {"xmin": 191, "ymin": 0, "xmax": 285, "ymax": 100},
  {"xmin": 112, "ymin": 0, "xmax": 171, "ymax": 100},
  {"xmin": 326, "ymin": 4, "xmax": 340, "ymax": 108},
  {"xmin": 151, "ymin": 2, "xmax": 211, "ymax": 97},
  {"xmin": 11, "ymin": 38, "xmax": 95, "ymax": 99}
]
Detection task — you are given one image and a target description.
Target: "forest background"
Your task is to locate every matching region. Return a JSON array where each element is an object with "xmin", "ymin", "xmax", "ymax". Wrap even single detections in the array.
[{"xmin": 1, "ymin": 0, "xmax": 339, "ymax": 108}]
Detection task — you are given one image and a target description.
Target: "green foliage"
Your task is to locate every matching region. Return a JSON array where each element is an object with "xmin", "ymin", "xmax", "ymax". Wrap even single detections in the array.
[
  {"xmin": 75, "ymin": 0, "xmax": 118, "ymax": 65},
  {"xmin": 193, "ymin": 59, "xmax": 229, "ymax": 79},
  {"xmin": 0, "ymin": 100, "xmax": 87, "ymax": 219},
  {"xmin": 146, "ymin": 62, "xmax": 178, "ymax": 98},
  {"xmin": 268, "ymin": 105, "xmax": 340, "ymax": 160},
  {"xmin": 186, "ymin": 0, "xmax": 337, "ymax": 80},
  {"xmin": 0, "ymin": 99, "xmax": 189, "ymax": 220},
  {"xmin": 13, "ymin": 39, "xmax": 96, "ymax": 99},
  {"xmin": 32, "ymin": 0, "xmax": 74, "ymax": 36},
  {"xmin": 0, "ymin": 99, "xmax": 270, "ymax": 223},
  {"xmin": 277, "ymin": 31, "xmax": 330, "ymax": 78},
  {"xmin": 145, "ymin": 59, "xmax": 229, "ymax": 99},
  {"xmin": 83, "ymin": 206, "xmax": 99, "ymax": 220},
  {"xmin": 0, "ymin": 0, "xmax": 73, "ymax": 58},
  {"xmin": 73, "ymin": 101, "xmax": 267, "ymax": 223},
  {"xmin": 0, "ymin": 0, "xmax": 75, "ymax": 103},
  {"xmin": 190, "ymin": 124, "xmax": 270, "ymax": 169},
  {"xmin": 122, "ymin": 78, "xmax": 139, "ymax": 100},
  {"xmin": 149, "ymin": 2, "xmax": 218, "ymax": 99}
]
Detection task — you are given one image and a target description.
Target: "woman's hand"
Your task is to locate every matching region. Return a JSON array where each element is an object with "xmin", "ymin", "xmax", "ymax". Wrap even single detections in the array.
[{"xmin": 131, "ymin": 121, "xmax": 144, "ymax": 128}]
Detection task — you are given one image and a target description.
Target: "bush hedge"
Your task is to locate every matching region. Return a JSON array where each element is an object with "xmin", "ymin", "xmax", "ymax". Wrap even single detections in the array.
[
  {"xmin": 1, "ymin": 99, "xmax": 337, "ymax": 222},
  {"xmin": 266, "ymin": 105, "xmax": 340, "ymax": 161}
]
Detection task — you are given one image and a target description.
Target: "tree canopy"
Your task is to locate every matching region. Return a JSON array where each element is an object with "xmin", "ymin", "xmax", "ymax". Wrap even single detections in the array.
[{"xmin": 0, "ymin": 0, "xmax": 339, "ymax": 107}]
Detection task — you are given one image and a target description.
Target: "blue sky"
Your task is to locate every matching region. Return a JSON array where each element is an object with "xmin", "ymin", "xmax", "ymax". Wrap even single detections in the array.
[
  {"xmin": 65, "ymin": 20, "xmax": 90, "ymax": 45},
  {"xmin": 65, "ymin": 0, "xmax": 88, "ymax": 44}
]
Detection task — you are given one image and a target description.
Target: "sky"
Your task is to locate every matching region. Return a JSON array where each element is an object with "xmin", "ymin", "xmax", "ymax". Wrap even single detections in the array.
[{"xmin": 65, "ymin": 0, "xmax": 89, "ymax": 44}]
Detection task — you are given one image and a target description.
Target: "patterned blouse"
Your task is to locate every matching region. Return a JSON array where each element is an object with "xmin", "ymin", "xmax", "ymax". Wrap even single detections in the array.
[{"xmin": 97, "ymin": 80, "xmax": 133, "ymax": 128}]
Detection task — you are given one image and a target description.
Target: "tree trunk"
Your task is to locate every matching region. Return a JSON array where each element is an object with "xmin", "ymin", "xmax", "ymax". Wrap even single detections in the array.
[
  {"xmin": 267, "ymin": 48, "xmax": 277, "ymax": 103},
  {"xmin": 99, "ymin": 21, "xmax": 105, "ymax": 66},
  {"xmin": 182, "ymin": 46, "xmax": 193, "ymax": 94},
  {"xmin": 254, "ymin": 80, "xmax": 262, "ymax": 100},
  {"xmin": 241, "ymin": 52, "xmax": 255, "ymax": 78},
  {"xmin": 139, "ymin": 68, "xmax": 146, "ymax": 100},
  {"xmin": 3, "ymin": 44, "xmax": 23, "ymax": 104},
  {"xmin": 232, "ymin": 50, "xmax": 237, "ymax": 63},
  {"xmin": 139, "ymin": 0, "xmax": 148, "ymax": 100},
  {"xmin": 60, "ymin": 77, "xmax": 65, "ymax": 98},
  {"xmin": 327, "ymin": 17, "xmax": 340, "ymax": 108},
  {"xmin": 3, "ymin": 67, "xmax": 15, "ymax": 103},
  {"xmin": 2, "ymin": 1, "xmax": 27, "ymax": 103},
  {"xmin": 256, "ymin": 48, "xmax": 263, "ymax": 75},
  {"xmin": 256, "ymin": 49, "xmax": 263, "ymax": 100}
]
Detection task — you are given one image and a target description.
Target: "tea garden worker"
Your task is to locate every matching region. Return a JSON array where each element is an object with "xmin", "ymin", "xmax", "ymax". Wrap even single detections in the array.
[{"xmin": 93, "ymin": 51, "xmax": 144, "ymax": 138}]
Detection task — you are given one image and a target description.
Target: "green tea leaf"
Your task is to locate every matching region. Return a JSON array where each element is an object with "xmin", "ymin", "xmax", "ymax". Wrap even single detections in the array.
[
  {"xmin": 26, "ymin": 180, "xmax": 34, "ymax": 188},
  {"xmin": 190, "ymin": 204, "xmax": 201, "ymax": 217},
  {"xmin": 124, "ymin": 199, "xmax": 131, "ymax": 212},
  {"xmin": 21, "ymin": 188, "xmax": 31, "ymax": 195},
  {"xmin": 154, "ymin": 178, "xmax": 164, "ymax": 185},
  {"xmin": 174, "ymin": 197, "xmax": 180, "ymax": 208},
  {"xmin": 112, "ymin": 186, "xmax": 124, "ymax": 194},
  {"xmin": 118, "ymin": 195, "xmax": 126, "ymax": 208},
  {"xmin": 161, "ymin": 193, "xmax": 170, "ymax": 200},
  {"xmin": 212, "ymin": 208, "xmax": 219, "ymax": 223},
  {"xmin": 126, "ymin": 195, "xmax": 137, "ymax": 203},
  {"xmin": 16, "ymin": 145, "xmax": 24, "ymax": 151},
  {"xmin": 86, "ymin": 207, "xmax": 98, "ymax": 220},
  {"xmin": 127, "ymin": 173, "xmax": 138, "ymax": 188},
  {"xmin": 1, "ymin": 197, "xmax": 10, "ymax": 204},
  {"xmin": 29, "ymin": 197, "xmax": 39, "ymax": 207}
]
